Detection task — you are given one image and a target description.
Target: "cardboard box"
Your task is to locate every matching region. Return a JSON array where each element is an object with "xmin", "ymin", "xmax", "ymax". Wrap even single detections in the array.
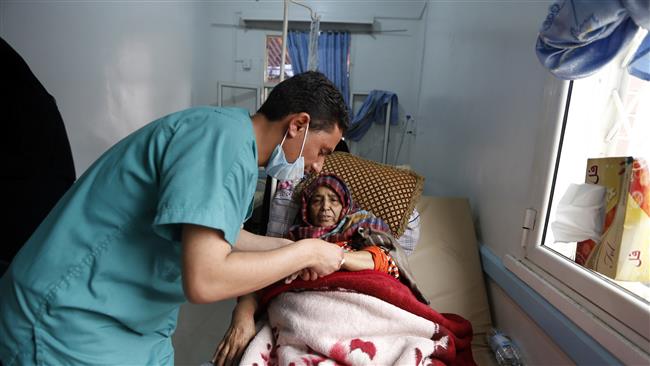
[{"xmin": 576, "ymin": 157, "xmax": 650, "ymax": 282}]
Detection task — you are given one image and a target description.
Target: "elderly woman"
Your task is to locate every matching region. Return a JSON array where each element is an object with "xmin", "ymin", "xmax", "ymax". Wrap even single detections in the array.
[
  {"xmin": 286, "ymin": 174, "xmax": 400, "ymax": 278},
  {"xmin": 212, "ymin": 174, "xmax": 420, "ymax": 365}
]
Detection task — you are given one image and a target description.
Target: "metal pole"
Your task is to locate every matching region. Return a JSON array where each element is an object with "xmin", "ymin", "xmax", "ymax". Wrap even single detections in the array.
[
  {"xmin": 280, "ymin": 0, "xmax": 289, "ymax": 82},
  {"xmin": 382, "ymin": 103, "xmax": 391, "ymax": 164}
]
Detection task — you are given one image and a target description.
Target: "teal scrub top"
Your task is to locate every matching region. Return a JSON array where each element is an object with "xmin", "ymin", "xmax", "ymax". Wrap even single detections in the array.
[{"xmin": 0, "ymin": 107, "xmax": 258, "ymax": 365}]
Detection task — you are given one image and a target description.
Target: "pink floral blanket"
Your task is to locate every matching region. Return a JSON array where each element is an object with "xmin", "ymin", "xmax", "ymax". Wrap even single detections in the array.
[{"xmin": 239, "ymin": 270, "xmax": 475, "ymax": 366}]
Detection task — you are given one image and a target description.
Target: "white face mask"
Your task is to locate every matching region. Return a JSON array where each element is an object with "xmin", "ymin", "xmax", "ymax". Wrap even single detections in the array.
[{"xmin": 265, "ymin": 124, "xmax": 309, "ymax": 181}]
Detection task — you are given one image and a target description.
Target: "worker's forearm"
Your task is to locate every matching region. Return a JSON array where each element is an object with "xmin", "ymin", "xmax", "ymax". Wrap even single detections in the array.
[
  {"xmin": 182, "ymin": 227, "xmax": 316, "ymax": 303},
  {"xmin": 183, "ymin": 225, "xmax": 343, "ymax": 304},
  {"xmin": 234, "ymin": 229, "xmax": 292, "ymax": 251},
  {"xmin": 221, "ymin": 244, "xmax": 317, "ymax": 292}
]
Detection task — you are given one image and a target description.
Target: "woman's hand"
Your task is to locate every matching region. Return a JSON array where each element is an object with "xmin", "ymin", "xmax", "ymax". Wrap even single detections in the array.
[
  {"xmin": 212, "ymin": 295, "xmax": 258, "ymax": 366},
  {"xmin": 341, "ymin": 250, "xmax": 374, "ymax": 271},
  {"xmin": 299, "ymin": 268, "xmax": 319, "ymax": 281}
]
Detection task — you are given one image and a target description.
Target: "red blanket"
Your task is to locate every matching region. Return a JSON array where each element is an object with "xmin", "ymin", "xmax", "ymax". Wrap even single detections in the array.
[{"xmin": 247, "ymin": 270, "xmax": 476, "ymax": 366}]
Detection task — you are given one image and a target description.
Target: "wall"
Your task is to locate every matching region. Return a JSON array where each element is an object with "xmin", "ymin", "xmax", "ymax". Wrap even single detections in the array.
[
  {"xmin": 348, "ymin": 16, "xmax": 425, "ymax": 164},
  {"xmin": 487, "ymin": 281, "xmax": 575, "ymax": 365},
  {"xmin": 412, "ymin": 1, "xmax": 573, "ymax": 364},
  {"xmin": 414, "ymin": 0, "xmax": 548, "ymax": 251},
  {"xmin": 1, "ymin": 1, "xmax": 200, "ymax": 174}
]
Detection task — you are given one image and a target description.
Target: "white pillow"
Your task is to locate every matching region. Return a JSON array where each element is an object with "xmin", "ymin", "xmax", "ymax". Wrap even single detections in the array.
[
  {"xmin": 399, "ymin": 209, "xmax": 421, "ymax": 256},
  {"xmin": 265, "ymin": 179, "xmax": 301, "ymax": 238}
]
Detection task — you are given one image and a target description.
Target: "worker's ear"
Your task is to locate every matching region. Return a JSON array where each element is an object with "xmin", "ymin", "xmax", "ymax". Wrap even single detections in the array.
[{"xmin": 286, "ymin": 112, "xmax": 311, "ymax": 138}]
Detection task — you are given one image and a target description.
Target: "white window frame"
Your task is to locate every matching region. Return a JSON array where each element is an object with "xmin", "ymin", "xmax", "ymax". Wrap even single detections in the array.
[
  {"xmin": 505, "ymin": 73, "xmax": 650, "ymax": 364},
  {"xmin": 261, "ymin": 83, "xmax": 275, "ymax": 105},
  {"xmin": 217, "ymin": 82, "xmax": 261, "ymax": 114},
  {"xmin": 264, "ymin": 34, "xmax": 281, "ymax": 84}
]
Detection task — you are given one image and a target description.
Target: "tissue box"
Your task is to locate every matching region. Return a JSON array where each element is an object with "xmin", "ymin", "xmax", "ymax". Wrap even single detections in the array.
[{"xmin": 576, "ymin": 157, "xmax": 650, "ymax": 282}]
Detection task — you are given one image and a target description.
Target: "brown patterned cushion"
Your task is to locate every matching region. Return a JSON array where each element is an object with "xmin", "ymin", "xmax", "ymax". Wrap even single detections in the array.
[{"xmin": 299, "ymin": 152, "xmax": 424, "ymax": 237}]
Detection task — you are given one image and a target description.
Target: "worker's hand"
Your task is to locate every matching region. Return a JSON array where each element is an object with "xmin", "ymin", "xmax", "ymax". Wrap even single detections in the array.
[
  {"xmin": 284, "ymin": 268, "xmax": 318, "ymax": 284},
  {"xmin": 211, "ymin": 308, "xmax": 256, "ymax": 366},
  {"xmin": 296, "ymin": 238, "xmax": 345, "ymax": 277},
  {"xmin": 299, "ymin": 268, "xmax": 319, "ymax": 281},
  {"xmin": 284, "ymin": 271, "xmax": 300, "ymax": 284}
]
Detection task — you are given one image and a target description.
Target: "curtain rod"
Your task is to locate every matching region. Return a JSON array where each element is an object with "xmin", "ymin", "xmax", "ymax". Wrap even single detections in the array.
[{"xmin": 210, "ymin": 22, "xmax": 406, "ymax": 34}]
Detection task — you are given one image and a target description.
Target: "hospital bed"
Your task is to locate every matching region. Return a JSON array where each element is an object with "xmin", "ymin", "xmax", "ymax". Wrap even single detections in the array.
[
  {"xmin": 411, "ymin": 196, "xmax": 496, "ymax": 365},
  {"xmin": 247, "ymin": 152, "xmax": 498, "ymax": 365}
]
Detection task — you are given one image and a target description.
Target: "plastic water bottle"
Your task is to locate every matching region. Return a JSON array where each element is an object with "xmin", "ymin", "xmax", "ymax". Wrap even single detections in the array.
[{"xmin": 487, "ymin": 328, "xmax": 523, "ymax": 366}]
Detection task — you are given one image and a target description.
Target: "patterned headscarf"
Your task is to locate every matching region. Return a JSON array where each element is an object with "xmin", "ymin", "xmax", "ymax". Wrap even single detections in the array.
[{"xmin": 288, "ymin": 174, "xmax": 389, "ymax": 243}]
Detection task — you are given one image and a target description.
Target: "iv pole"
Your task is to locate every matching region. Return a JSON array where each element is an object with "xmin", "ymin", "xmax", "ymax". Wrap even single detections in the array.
[
  {"xmin": 279, "ymin": 0, "xmax": 316, "ymax": 82},
  {"xmin": 272, "ymin": 0, "xmax": 317, "ymax": 201}
]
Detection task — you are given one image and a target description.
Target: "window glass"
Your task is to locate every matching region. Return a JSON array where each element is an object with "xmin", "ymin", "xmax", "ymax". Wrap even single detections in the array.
[
  {"xmin": 265, "ymin": 35, "xmax": 293, "ymax": 83},
  {"xmin": 542, "ymin": 53, "xmax": 650, "ymax": 304}
]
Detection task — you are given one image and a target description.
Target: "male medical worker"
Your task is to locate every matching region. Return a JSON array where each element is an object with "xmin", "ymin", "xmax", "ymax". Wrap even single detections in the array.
[{"xmin": 0, "ymin": 71, "xmax": 347, "ymax": 365}]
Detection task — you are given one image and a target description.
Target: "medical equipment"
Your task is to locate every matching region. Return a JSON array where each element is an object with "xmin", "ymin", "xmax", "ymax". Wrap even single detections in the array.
[{"xmin": 279, "ymin": 0, "xmax": 319, "ymax": 82}]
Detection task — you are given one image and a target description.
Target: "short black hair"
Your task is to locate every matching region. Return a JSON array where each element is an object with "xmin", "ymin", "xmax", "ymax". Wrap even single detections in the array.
[{"xmin": 257, "ymin": 71, "xmax": 349, "ymax": 134}]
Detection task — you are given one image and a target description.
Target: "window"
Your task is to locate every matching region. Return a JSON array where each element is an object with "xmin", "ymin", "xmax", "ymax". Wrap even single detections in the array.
[
  {"xmin": 262, "ymin": 35, "xmax": 295, "ymax": 104},
  {"xmin": 511, "ymin": 31, "xmax": 650, "ymax": 364},
  {"xmin": 265, "ymin": 35, "xmax": 294, "ymax": 84},
  {"xmin": 543, "ymin": 64, "xmax": 650, "ymax": 298}
]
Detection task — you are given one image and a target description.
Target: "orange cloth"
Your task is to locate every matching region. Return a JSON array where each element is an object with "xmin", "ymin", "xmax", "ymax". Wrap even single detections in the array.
[{"xmin": 363, "ymin": 246, "xmax": 389, "ymax": 273}]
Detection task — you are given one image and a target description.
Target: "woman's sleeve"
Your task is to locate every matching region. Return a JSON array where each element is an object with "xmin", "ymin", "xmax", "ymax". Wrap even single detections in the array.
[{"xmin": 362, "ymin": 246, "xmax": 390, "ymax": 273}]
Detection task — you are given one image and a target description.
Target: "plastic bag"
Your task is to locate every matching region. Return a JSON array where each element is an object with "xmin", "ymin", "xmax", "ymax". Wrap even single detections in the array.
[{"xmin": 551, "ymin": 183, "xmax": 606, "ymax": 243}]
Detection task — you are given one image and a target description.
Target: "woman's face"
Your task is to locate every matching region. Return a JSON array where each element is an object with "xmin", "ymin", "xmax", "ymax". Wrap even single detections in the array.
[{"xmin": 309, "ymin": 185, "xmax": 343, "ymax": 227}]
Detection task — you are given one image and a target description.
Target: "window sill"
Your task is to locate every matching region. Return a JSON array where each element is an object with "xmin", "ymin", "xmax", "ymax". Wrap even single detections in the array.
[{"xmin": 480, "ymin": 245, "xmax": 650, "ymax": 365}]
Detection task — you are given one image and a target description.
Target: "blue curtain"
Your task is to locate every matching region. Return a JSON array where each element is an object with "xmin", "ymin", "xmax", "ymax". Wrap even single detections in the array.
[
  {"xmin": 287, "ymin": 30, "xmax": 351, "ymax": 105},
  {"xmin": 346, "ymin": 90, "xmax": 399, "ymax": 142},
  {"xmin": 287, "ymin": 31, "xmax": 309, "ymax": 74},
  {"xmin": 536, "ymin": 0, "xmax": 650, "ymax": 80},
  {"xmin": 318, "ymin": 32, "xmax": 351, "ymax": 106}
]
